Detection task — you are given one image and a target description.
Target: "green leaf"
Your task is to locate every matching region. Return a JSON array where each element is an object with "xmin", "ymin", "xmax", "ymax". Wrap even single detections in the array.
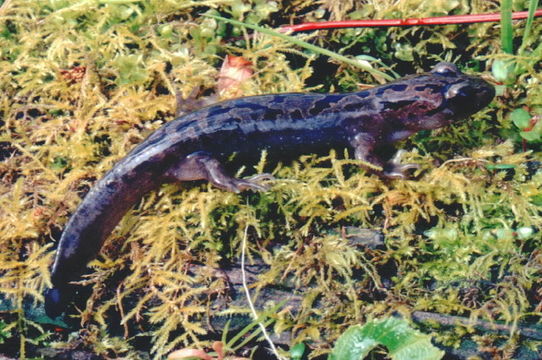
[
  {"xmin": 485, "ymin": 164, "xmax": 516, "ymax": 170},
  {"xmin": 516, "ymin": 226, "xmax": 535, "ymax": 240},
  {"xmin": 510, "ymin": 108, "xmax": 531, "ymax": 129},
  {"xmin": 290, "ymin": 342, "xmax": 306, "ymax": 360},
  {"xmin": 520, "ymin": 130, "xmax": 541, "ymax": 142},
  {"xmin": 492, "ymin": 59, "xmax": 515, "ymax": 83},
  {"xmin": 329, "ymin": 318, "xmax": 444, "ymax": 360},
  {"xmin": 530, "ymin": 194, "xmax": 542, "ymax": 206},
  {"xmin": 330, "ymin": 325, "xmax": 378, "ymax": 360}
]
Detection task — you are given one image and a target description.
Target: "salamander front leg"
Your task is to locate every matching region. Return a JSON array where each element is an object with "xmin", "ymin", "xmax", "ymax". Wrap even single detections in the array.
[
  {"xmin": 351, "ymin": 133, "xmax": 419, "ymax": 179},
  {"xmin": 164, "ymin": 151, "xmax": 273, "ymax": 192}
]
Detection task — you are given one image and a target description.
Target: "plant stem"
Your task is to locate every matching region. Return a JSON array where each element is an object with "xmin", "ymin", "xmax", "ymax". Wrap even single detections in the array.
[
  {"xmin": 204, "ymin": 14, "xmax": 394, "ymax": 81},
  {"xmin": 281, "ymin": 10, "xmax": 542, "ymax": 32}
]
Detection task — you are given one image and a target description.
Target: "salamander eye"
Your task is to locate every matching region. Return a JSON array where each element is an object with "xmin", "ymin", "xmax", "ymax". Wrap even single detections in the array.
[
  {"xmin": 432, "ymin": 62, "xmax": 460, "ymax": 77},
  {"xmin": 445, "ymin": 83, "xmax": 472, "ymax": 100}
]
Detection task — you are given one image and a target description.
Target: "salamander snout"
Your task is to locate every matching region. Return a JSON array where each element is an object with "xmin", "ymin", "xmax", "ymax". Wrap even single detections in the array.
[{"xmin": 444, "ymin": 77, "xmax": 495, "ymax": 117}]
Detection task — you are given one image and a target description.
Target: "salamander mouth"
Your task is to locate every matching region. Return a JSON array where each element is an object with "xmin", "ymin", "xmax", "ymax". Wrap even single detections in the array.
[{"xmin": 476, "ymin": 84, "xmax": 496, "ymax": 109}]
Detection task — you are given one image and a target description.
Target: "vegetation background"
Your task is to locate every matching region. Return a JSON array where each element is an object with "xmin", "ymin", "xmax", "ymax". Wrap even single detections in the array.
[{"xmin": 0, "ymin": 0, "xmax": 541, "ymax": 358}]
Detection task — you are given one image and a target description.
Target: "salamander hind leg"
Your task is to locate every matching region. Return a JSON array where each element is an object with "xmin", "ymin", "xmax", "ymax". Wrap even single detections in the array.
[{"xmin": 164, "ymin": 151, "xmax": 273, "ymax": 192}]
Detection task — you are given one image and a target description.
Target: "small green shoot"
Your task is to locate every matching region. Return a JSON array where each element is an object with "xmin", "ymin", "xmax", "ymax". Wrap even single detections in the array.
[
  {"xmin": 493, "ymin": 0, "xmax": 539, "ymax": 79},
  {"xmin": 500, "ymin": 0, "xmax": 513, "ymax": 54},
  {"xmin": 519, "ymin": 0, "xmax": 541, "ymax": 54},
  {"xmin": 494, "ymin": 0, "xmax": 541, "ymax": 145},
  {"xmin": 0, "ymin": 319, "xmax": 10, "ymax": 344}
]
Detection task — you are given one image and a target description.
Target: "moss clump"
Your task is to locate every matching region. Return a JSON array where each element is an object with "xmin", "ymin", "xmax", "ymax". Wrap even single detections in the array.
[{"xmin": 1, "ymin": 0, "xmax": 541, "ymax": 359}]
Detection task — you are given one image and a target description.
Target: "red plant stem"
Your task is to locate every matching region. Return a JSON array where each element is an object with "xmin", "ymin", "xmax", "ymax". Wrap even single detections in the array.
[
  {"xmin": 523, "ymin": 115, "xmax": 540, "ymax": 132},
  {"xmin": 280, "ymin": 10, "xmax": 542, "ymax": 32}
]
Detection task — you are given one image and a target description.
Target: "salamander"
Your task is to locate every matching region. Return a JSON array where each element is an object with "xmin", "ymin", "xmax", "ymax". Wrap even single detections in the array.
[{"xmin": 44, "ymin": 62, "xmax": 495, "ymax": 317}]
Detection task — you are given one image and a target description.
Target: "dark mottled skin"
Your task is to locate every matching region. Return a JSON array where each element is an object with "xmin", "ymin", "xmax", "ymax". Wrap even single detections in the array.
[{"xmin": 45, "ymin": 62, "xmax": 494, "ymax": 317}]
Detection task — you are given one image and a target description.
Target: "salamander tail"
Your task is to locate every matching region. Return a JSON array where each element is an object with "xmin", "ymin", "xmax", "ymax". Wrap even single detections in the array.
[{"xmin": 44, "ymin": 287, "xmax": 66, "ymax": 318}]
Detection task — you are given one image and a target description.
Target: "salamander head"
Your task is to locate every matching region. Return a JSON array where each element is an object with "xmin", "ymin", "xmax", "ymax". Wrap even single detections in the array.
[
  {"xmin": 379, "ymin": 62, "xmax": 495, "ymax": 131},
  {"xmin": 431, "ymin": 62, "xmax": 494, "ymax": 119}
]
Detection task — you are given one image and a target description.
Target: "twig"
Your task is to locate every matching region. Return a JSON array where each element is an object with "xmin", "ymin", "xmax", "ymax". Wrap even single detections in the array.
[
  {"xmin": 280, "ymin": 10, "xmax": 542, "ymax": 32},
  {"xmin": 412, "ymin": 310, "xmax": 542, "ymax": 340},
  {"xmin": 241, "ymin": 225, "xmax": 285, "ymax": 360},
  {"xmin": 0, "ymin": 0, "xmax": 12, "ymax": 16}
]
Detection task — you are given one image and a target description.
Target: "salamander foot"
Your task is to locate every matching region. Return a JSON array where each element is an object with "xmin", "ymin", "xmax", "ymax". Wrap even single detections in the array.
[{"xmin": 383, "ymin": 150, "xmax": 420, "ymax": 179}]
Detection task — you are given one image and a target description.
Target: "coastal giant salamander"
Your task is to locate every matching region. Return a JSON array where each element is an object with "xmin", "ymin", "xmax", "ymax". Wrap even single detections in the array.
[{"xmin": 45, "ymin": 62, "xmax": 495, "ymax": 317}]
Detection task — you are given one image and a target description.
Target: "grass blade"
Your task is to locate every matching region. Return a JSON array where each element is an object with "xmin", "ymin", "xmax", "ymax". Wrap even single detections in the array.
[
  {"xmin": 519, "ymin": 0, "xmax": 540, "ymax": 53},
  {"xmin": 204, "ymin": 14, "xmax": 394, "ymax": 81},
  {"xmin": 500, "ymin": 0, "xmax": 514, "ymax": 54}
]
